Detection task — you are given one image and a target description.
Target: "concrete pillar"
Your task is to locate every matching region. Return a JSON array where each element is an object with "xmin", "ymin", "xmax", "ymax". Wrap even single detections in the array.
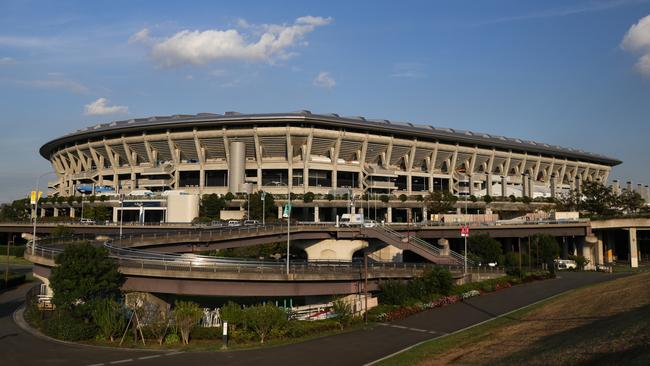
[
  {"xmin": 501, "ymin": 176, "xmax": 507, "ymax": 197},
  {"xmin": 278, "ymin": 205, "xmax": 283, "ymax": 219},
  {"xmin": 438, "ymin": 238, "xmax": 450, "ymax": 256},
  {"xmin": 521, "ymin": 174, "xmax": 528, "ymax": 197},
  {"xmin": 612, "ymin": 180, "xmax": 620, "ymax": 195},
  {"xmin": 314, "ymin": 206, "xmax": 319, "ymax": 223},
  {"xmin": 406, "ymin": 208, "xmax": 412, "ymax": 223},
  {"xmin": 113, "ymin": 207, "xmax": 119, "ymax": 223},
  {"xmin": 53, "ymin": 207, "xmax": 59, "ymax": 217},
  {"xmin": 422, "ymin": 206, "xmax": 428, "ymax": 222},
  {"xmin": 576, "ymin": 176, "xmax": 582, "ymax": 194},
  {"xmin": 528, "ymin": 175, "xmax": 534, "ymax": 197},
  {"xmin": 550, "ymin": 174, "xmax": 556, "ymax": 198},
  {"xmin": 596, "ymin": 238, "xmax": 604, "ymax": 266},
  {"xmin": 468, "ymin": 175, "xmax": 474, "ymax": 196},
  {"xmin": 486, "ymin": 174, "xmax": 492, "ymax": 197},
  {"xmin": 70, "ymin": 207, "xmax": 75, "ymax": 218},
  {"xmin": 228, "ymin": 141, "xmax": 246, "ymax": 193},
  {"xmin": 630, "ymin": 228, "xmax": 639, "ymax": 268},
  {"xmin": 40, "ymin": 208, "xmax": 46, "ymax": 218},
  {"xmin": 199, "ymin": 168, "xmax": 205, "ymax": 191},
  {"xmin": 583, "ymin": 235, "xmax": 598, "ymax": 270},
  {"xmin": 387, "ymin": 207, "xmax": 392, "ymax": 223}
]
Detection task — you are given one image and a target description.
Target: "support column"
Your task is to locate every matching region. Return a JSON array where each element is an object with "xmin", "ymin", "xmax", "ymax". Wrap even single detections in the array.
[
  {"xmin": 468, "ymin": 175, "xmax": 474, "ymax": 196},
  {"xmin": 387, "ymin": 207, "xmax": 392, "ymax": 223},
  {"xmin": 521, "ymin": 174, "xmax": 528, "ymax": 197},
  {"xmin": 422, "ymin": 206, "xmax": 428, "ymax": 222},
  {"xmin": 278, "ymin": 205, "xmax": 283, "ymax": 219},
  {"xmin": 486, "ymin": 174, "xmax": 492, "ymax": 197},
  {"xmin": 501, "ymin": 176, "xmax": 507, "ymax": 197},
  {"xmin": 314, "ymin": 206, "xmax": 319, "ymax": 223},
  {"xmin": 53, "ymin": 207, "xmax": 59, "ymax": 217},
  {"xmin": 528, "ymin": 175, "xmax": 534, "ymax": 197},
  {"xmin": 438, "ymin": 238, "xmax": 450, "ymax": 256},
  {"xmin": 630, "ymin": 228, "xmax": 639, "ymax": 268},
  {"xmin": 550, "ymin": 174, "xmax": 556, "ymax": 198},
  {"xmin": 113, "ymin": 207, "xmax": 119, "ymax": 223},
  {"xmin": 69, "ymin": 207, "xmax": 75, "ymax": 218},
  {"xmin": 40, "ymin": 208, "xmax": 46, "ymax": 218}
]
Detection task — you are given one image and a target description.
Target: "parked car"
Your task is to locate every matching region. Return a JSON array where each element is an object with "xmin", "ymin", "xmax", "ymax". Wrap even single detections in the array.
[
  {"xmin": 227, "ymin": 220, "xmax": 242, "ymax": 227},
  {"xmin": 363, "ymin": 220, "xmax": 378, "ymax": 228},
  {"xmin": 80, "ymin": 218, "xmax": 95, "ymax": 224},
  {"xmin": 210, "ymin": 221, "xmax": 225, "ymax": 227},
  {"xmin": 554, "ymin": 259, "xmax": 577, "ymax": 270},
  {"xmin": 243, "ymin": 220, "xmax": 261, "ymax": 226}
]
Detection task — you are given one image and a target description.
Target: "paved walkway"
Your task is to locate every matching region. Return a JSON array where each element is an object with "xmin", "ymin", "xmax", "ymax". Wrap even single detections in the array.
[{"xmin": 1, "ymin": 272, "xmax": 623, "ymax": 366}]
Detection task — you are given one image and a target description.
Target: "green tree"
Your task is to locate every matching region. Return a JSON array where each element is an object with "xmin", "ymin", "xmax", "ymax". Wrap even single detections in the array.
[
  {"xmin": 172, "ymin": 300, "xmax": 203, "ymax": 345},
  {"xmin": 0, "ymin": 198, "xmax": 30, "ymax": 221},
  {"xmin": 399, "ymin": 194, "xmax": 408, "ymax": 202},
  {"xmin": 534, "ymin": 234, "xmax": 560, "ymax": 271},
  {"xmin": 618, "ymin": 190, "xmax": 644, "ymax": 214},
  {"xmin": 200, "ymin": 194, "xmax": 227, "ymax": 219},
  {"xmin": 220, "ymin": 301, "xmax": 245, "ymax": 329},
  {"xmin": 50, "ymin": 225, "xmax": 73, "ymax": 238},
  {"xmin": 223, "ymin": 192, "xmax": 235, "ymax": 201},
  {"xmin": 468, "ymin": 234, "xmax": 503, "ymax": 264},
  {"xmin": 421, "ymin": 267, "xmax": 453, "ymax": 295},
  {"xmin": 580, "ymin": 181, "xmax": 617, "ymax": 216},
  {"xmin": 483, "ymin": 195, "xmax": 493, "ymax": 204},
  {"xmin": 425, "ymin": 191, "xmax": 458, "ymax": 214},
  {"xmin": 243, "ymin": 191, "xmax": 276, "ymax": 221},
  {"xmin": 244, "ymin": 303, "xmax": 287, "ymax": 344},
  {"xmin": 50, "ymin": 243, "xmax": 122, "ymax": 312}
]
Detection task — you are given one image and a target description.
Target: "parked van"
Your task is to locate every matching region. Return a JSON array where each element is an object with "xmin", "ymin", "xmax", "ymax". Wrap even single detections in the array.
[{"xmin": 80, "ymin": 218, "xmax": 95, "ymax": 224}]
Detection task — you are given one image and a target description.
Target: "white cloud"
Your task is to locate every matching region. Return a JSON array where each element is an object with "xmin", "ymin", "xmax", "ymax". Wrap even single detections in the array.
[
  {"xmin": 84, "ymin": 98, "xmax": 129, "ymax": 116},
  {"xmin": 621, "ymin": 14, "xmax": 650, "ymax": 77},
  {"xmin": 313, "ymin": 71, "xmax": 336, "ymax": 88},
  {"xmin": 132, "ymin": 15, "xmax": 332, "ymax": 67},
  {"xmin": 0, "ymin": 57, "xmax": 16, "ymax": 65},
  {"xmin": 128, "ymin": 28, "xmax": 150, "ymax": 44},
  {"xmin": 16, "ymin": 74, "xmax": 88, "ymax": 93}
]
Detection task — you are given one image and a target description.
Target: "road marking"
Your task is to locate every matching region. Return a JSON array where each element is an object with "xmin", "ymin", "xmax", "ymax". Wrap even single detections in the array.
[
  {"xmin": 87, "ymin": 364, "xmax": 104, "ymax": 366},
  {"xmin": 109, "ymin": 359, "xmax": 133, "ymax": 364},
  {"xmin": 138, "ymin": 355, "xmax": 161, "ymax": 360},
  {"xmin": 364, "ymin": 290, "xmax": 571, "ymax": 365},
  {"xmin": 377, "ymin": 322, "xmax": 443, "ymax": 335},
  {"xmin": 164, "ymin": 351, "xmax": 183, "ymax": 356}
]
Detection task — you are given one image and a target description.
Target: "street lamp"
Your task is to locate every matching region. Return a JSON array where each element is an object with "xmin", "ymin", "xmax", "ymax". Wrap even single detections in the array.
[
  {"xmin": 32, "ymin": 171, "xmax": 57, "ymax": 254},
  {"xmin": 272, "ymin": 181, "xmax": 291, "ymax": 275}
]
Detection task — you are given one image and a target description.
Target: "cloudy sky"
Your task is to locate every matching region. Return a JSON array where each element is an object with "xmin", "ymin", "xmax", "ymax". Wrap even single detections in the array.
[{"xmin": 1, "ymin": 0, "xmax": 650, "ymax": 202}]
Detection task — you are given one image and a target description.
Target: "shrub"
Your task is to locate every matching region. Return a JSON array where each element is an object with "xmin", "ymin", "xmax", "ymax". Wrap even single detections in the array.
[
  {"xmin": 325, "ymin": 194, "xmax": 334, "ymax": 201},
  {"xmin": 172, "ymin": 301, "xmax": 203, "ymax": 345},
  {"xmin": 483, "ymin": 195, "xmax": 493, "ymax": 204},
  {"xmin": 138, "ymin": 302, "xmax": 171, "ymax": 345},
  {"xmin": 569, "ymin": 254, "xmax": 590, "ymax": 270},
  {"xmin": 189, "ymin": 326, "xmax": 222, "ymax": 340},
  {"xmin": 379, "ymin": 280, "xmax": 409, "ymax": 305},
  {"xmin": 164, "ymin": 333, "xmax": 180, "ymax": 345},
  {"xmin": 422, "ymin": 267, "xmax": 453, "ymax": 296},
  {"xmin": 399, "ymin": 194, "xmax": 408, "ymax": 202},
  {"xmin": 469, "ymin": 195, "xmax": 477, "ymax": 202},
  {"xmin": 303, "ymin": 192, "xmax": 315, "ymax": 203},
  {"xmin": 468, "ymin": 234, "xmax": 503, "ymax": 264},
  {"xmin": 332, "ymin": 298, "xmax": 354, "ymax": 328},
  {"xmin": 244, "ymin": 303, "xmax": 287, "ymax": 344},
  {"xmin": 285, "ymin": 319, "xmax": 340, "ymax": 338},
  {"xmin": 91, "ymin": 298, "xmax": 126, "ymax": 342},
  {"xmin": 43, "ymin": 311, "xmax": 97, "ymax": 341},
  {"xmin": 379, "ymin": 195, "xmax": 390, "ymax": 203},
  {"xmin": 509, "ymin": 195, "xmax": 517, "ymax": 202},
  {"xmin": 220, "ymin": 301, "xmax": 245, "ymax": 328}
]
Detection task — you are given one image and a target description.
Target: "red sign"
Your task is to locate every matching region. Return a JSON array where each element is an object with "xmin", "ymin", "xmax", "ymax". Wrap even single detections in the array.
[{"xmin": 460, "ymin": 225, "xmax": 470, "ymax": 237}]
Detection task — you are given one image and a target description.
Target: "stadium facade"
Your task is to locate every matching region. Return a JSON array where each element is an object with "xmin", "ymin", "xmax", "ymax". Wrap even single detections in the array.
[{"xmin": 39, "ymin": 111, "xmax": 621, "ymax": 223}]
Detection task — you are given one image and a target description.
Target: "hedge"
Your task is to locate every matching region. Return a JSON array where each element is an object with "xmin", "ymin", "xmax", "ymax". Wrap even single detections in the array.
[{"xmin": 0, "ymin": 245, "xmax": 26, "ymax": 257}]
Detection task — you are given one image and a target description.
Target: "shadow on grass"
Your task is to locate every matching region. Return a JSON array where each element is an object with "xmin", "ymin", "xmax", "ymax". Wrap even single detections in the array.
[{"xmin": 491, "ymin": 303, "xmax": 650, "ymax": 366}]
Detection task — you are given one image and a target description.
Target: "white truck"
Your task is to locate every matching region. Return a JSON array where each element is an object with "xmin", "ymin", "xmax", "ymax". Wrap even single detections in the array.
[{"xmin": 340, "ymin": 214, "xmax": 376, "ymax": 227}]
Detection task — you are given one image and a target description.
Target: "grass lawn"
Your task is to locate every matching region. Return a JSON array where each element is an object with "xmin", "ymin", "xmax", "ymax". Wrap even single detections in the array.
[
  {"xmin": 0, "ymin": 255, "xmax": 32, "ymax": 265},
  {"xmin": 379, "ymin": 272, "xmax": 650, "ymax": 366}
]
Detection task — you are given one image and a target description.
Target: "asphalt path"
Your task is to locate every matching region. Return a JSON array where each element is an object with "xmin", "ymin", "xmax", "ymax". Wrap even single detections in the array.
[{"xmin": 1, "ymin": 271, "xmax": 624, "ymax": 366}]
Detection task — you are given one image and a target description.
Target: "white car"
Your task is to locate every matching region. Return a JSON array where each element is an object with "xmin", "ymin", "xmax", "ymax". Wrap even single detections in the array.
[
  {"xmin": 363, "ymin": 220, "xmax": 378, "ymax": 228},
  {"xmin": 555, "ymin": 259, "xmax": 577, "ymax": 270}
]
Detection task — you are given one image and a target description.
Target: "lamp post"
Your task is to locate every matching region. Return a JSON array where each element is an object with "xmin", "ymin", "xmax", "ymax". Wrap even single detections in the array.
[
  {"xmin": 32, "ymin": 171, "xmax": 56, "ymax": 255},
  {"xmin": 261, "ymin": 192, "xmax": 266, "ymax": 226}
]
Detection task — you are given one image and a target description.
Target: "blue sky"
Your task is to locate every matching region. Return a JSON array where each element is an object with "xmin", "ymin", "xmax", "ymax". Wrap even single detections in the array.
[{"xmin": 1, "ymin": 0, "xmax": 650, "ymax": 202}]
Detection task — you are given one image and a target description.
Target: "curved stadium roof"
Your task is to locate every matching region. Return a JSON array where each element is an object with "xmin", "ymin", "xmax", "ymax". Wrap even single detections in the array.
[{"xmin": 39, "ymin": 110, "xmax": 622, "ymax": 166}]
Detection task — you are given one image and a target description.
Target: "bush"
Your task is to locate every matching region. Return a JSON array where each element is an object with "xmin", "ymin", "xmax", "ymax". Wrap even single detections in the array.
[
  {"xmin": 303, "ymin": 192, "xmax": 315, "ymax": 203},
  {"xmin": 568, "ymin": 254, "xmax": 590, "ymax": 270},
  {"xmin": 483, "ymin": 195, "xmax": 493, "ymax": 204},
  {"xmin": 379, "ymin": 195, "xmax": 390, "ymax": 203},
  {"xmin": 468, "ymin": 234, "xmax": 503, "ymax": 264},
  {"xmin": 244, "ymin": 303, "xmax": 287, "ymax": 344},
  {"xmin": 43, "ymin": 311, "xmax": 97, "ymax": 341},
  {"xmin": 90, "ymin": 298, "xmax": 126, "ymax": 342},
  {"xmin": 422, "ymin": 267, "xmax": 453, "ymax": 296},
  {"xmin": 220, "ymin": 301, "xmax": 245, "ymax": 328},
  {"xmin": 164, "ymin": 333, "xmax": 180, "ymax": 345},
  {"xmin": 399, "ymin": 194, "xmax": 408, "ymax": 202},
  {"xmin": 172, "ymin": 301, "xmax": 203, "ymax": 345},
  {"xmin": 189, "ymin": 326, "xmax": 222, "ymax": 340},
  {"xmin": 325, "ymin": 194, "xmax": 334, "ymax": 201},
  {"xmin": 332, "ymin": 298, "xmax": 354, "ymax": 328},
  {"xmin": 379, "ymin": 280, "xmax": 409, "ymax": 305},
  {"xmin": 285, "ymin": 319, "xmax": 340, "ymax": 338}
]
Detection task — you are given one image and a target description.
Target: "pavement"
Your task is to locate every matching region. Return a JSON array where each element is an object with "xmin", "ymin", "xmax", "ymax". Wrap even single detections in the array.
[{"xmin": 0, "ymin": 271, "xmax": 624, "ymax": 366}]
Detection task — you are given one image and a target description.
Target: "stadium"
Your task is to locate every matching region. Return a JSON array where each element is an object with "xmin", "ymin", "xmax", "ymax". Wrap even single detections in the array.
[{"xmin": 38, "ymin": 110, "xmax": 622, "ymax": 223}]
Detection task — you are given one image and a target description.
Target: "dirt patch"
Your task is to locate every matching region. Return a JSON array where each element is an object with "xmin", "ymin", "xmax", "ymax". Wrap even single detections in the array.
[{"xmin": 418, "ymin": 273, "xmax": 650, "ymax": 366}]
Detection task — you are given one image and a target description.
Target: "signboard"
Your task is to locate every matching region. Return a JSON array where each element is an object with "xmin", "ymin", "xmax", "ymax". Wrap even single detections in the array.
[
  {"xmin": 261, "ymin": 192, "xmax": 266, "ymax": 201},
  {"xmin": 29, "ymin": 191, "xmax": 42, "ymax": 205},
  {"xmin": 460, "ymin": 225, "xmax": 470, "ymax": 237},
  {"xmin": 282, "ymin": 203, "xmax": 292, "ymax": 218}
]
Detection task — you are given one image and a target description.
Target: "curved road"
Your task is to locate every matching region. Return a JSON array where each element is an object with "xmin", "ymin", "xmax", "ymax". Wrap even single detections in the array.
[{"xmin": 1, "ymin": 272, "xmax": 624, "ymax": 366}]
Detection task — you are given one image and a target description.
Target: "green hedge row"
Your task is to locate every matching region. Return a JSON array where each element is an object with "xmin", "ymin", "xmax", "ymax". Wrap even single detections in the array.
[{"xmin": 0, "ymin": 245, "xmax": 26, "ymax": 257}]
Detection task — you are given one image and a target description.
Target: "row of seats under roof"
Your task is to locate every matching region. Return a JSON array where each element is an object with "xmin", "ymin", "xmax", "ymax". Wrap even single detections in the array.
[{"xmin": 68, "ymin": 110, "xmax": 599, "ymax": 158}]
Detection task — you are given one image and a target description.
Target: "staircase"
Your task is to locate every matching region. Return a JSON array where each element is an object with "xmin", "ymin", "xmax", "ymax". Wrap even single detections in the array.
[{"xmin": 363, "ymin": 225, "xmax": 472, "ymax": 266}]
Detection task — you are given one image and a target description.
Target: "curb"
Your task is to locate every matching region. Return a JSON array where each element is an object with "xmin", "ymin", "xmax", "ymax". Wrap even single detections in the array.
[{"xmin": 13, "ymin": 306, "xmax": 173, "ymax": 353}]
